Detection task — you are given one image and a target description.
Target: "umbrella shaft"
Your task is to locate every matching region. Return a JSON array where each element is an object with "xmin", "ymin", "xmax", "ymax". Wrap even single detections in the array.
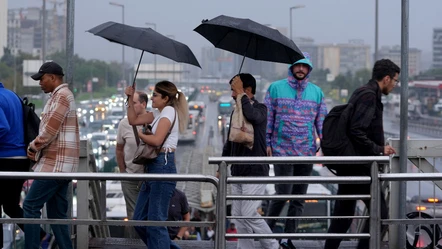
[
  {"xmin": 238, "ymin": 36, "xmax": 252, "ymax": 74},
  {"xmin": 133, "ymin": 50, "xmax": 145, "ymax": 87}
]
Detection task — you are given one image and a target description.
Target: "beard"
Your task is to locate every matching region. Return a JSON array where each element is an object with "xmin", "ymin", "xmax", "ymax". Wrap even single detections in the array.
[{"xmin": 294, "ymin": 73, "xmax": 306, "ymax": 81}]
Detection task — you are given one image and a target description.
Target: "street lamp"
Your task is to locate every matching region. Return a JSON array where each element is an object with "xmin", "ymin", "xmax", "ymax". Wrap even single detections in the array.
[
  {"xmin": 166, "ymin": 35, "xmax": 176, "ymax": 82},
  {"xmin": 109, "ymin": 2, "xmax": 125, "ymax": 108},
  {"xmin": 289, "ymin": 5, "xmax": 306, "ymax": 40},
  {"xmin": 374, "ymin": 0, "xmax": 379, "ymax": 61},
  {"xmin": 145, "ymin": 22, "xmax": 157, "ymax": 83}
]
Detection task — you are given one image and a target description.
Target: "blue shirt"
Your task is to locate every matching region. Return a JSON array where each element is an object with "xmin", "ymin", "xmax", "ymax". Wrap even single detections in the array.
[{"xmin": 0, "ymin": 82, "xmax": 26, "ymax": 157}]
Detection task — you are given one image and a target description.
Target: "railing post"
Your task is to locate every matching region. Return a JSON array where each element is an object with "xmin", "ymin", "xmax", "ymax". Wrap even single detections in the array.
[
  {"xmin": 215, "ymin": 161, "xmax": 227, "ymax": 249},
  {"xmin": 100, "ymin": 180, "xmax": 107, "ymax": 221},
  {"xmin": 389, "ymin": 152, "xmax": 401, "ymax": 247},
  {"xmin": 370, "ymin": 161, "xmax": 381, "ymax": 249},
  {"xmin": 77, "ymin": 140, "xmax": 90, "ymax": 249}
]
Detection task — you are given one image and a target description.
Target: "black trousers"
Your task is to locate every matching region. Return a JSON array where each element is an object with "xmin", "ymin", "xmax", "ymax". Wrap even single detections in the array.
[
  {"xmin": 324, "ymin": 166, "xmax": 388, "ymax": 249},
  {"xmin": 0, "ymin": 158, "xmax": 46, "ymax": 245},
  {"xmin": 266, "ymin": 164, "xmax": 313, "ymax": 233}
]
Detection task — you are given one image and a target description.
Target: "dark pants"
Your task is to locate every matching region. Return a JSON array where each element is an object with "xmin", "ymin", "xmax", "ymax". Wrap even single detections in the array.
[
  {"xmin": 266, "ymin": 164, "xmax": 313, "ymax": 233},
  {"xmin": 324, "ymin": 166, "xmax": 388, "ymax": 249},
  {"xmin": 0, "ymin": 158, "xmax": 46, "ymax": 246}
]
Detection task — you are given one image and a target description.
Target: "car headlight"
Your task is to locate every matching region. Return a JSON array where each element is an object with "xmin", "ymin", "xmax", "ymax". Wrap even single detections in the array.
[
  {"xmin": 103, "ymin": 156, "xmax": 109, "ymax": 161},
  {"xmin": 89, "ymin": 110, "xmax": 94, "ymax": 114},
  {"xmin": 87, "ymin": 134, "xmax": 92, "ymax": 139},
  {"xmin": 82, "ymin": 110, "xmax": 87, "ymax": 114},
  {"xmin": 93, "ymin": 149, "xmax": 98, "ymax": 154}
]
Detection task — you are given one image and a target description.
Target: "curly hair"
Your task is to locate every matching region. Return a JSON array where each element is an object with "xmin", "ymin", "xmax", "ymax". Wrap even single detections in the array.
[{"xmin": 372, "ymin": 59, "xmax": 401, "ymax": 81}]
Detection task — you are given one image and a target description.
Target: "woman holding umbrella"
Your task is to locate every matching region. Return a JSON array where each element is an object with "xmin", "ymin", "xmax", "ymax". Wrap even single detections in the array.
[{"xmin": 125, "ymin": 81, "xmax": 189, "ymax": 249}]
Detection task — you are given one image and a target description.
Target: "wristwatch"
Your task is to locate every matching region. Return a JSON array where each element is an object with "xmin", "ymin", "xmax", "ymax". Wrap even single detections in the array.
[
  {"xmin": 175, "ymin": 235, "xmax": 182, "ymax": 240},
  {"xmin": 28, "ymin": 147, "xmax": 36, "ymax": 153}
]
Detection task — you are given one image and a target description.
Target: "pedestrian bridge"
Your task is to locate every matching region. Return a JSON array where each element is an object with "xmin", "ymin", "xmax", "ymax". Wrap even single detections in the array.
[{"xmin": 1, "ymin": 138, "xmax": 442, "ymax": 249}]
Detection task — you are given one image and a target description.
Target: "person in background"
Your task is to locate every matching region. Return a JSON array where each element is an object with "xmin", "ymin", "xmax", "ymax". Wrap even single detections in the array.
[
  {"xmin": 167, "ymin": 188, "xmax": 191, "ymax": 241},
  {"xmin": 205, "ymin": 226, "xmax": 215, "ymax": 241},
  {"xmin": 116, "ymin": 90, "xmax": 148, "ymax": 238},
  {"xmin": 226, "ymin": 223, "xmax": 238, "ymax": 242}
]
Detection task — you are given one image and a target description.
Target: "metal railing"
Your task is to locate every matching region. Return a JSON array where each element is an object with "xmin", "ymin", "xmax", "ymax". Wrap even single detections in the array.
[
  {"xmin": 5, "ymin": 138, "xmax": 442, "ymax": 249},
  {"xmin": 209, "ymin": 156, "xmax": 389, "ymax": 249},
  {"xmin": 0, "ymin": 172, "xmax": 218, "ymax": 249}
]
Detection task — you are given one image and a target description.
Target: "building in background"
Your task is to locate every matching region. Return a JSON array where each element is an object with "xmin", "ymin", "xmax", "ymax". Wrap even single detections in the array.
[
  {"xmin": 200, "ymin": 47, "xmax": 235, "ymax": 78},
  {"xmin": 136, "ymin": 63, "xmax": 185, "ymax": 83},
  {"xmin": 297, "ymin": 38, "xmax": 371, "ymax": 78},
  {"xmin": 434, "ymin": 28, "xmax": 442, "ymax": 69},
  {"xmin": 295, "ymin": 37, "xmax": 319, "ymax": 70},
  {"xmin": 317, "ymin": 44, "xmax": 341, "ymax": 77},
  {"xmin": 378, "ymin": 45, "xmax": 422, "ymax": 76},
  {"xmin": 337, "ymin": 40, "xmax": 371, "ymax": 75},
  {"xmin": 7, "ymin": 2, "xmax": 66, "ymax": 57},
  {"xmin": 0, "ymin": 0, "xmax": 7, "ymax": 59}
]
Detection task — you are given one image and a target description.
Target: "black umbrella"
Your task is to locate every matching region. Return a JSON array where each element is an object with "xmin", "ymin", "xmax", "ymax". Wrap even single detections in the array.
[
  {"xmin": 194, "ymin": 15, "xmax": 304, "ymax": 72},
  {"xmin": 88, "ymin": 21, "xmax": 201, "ymax": 86}
]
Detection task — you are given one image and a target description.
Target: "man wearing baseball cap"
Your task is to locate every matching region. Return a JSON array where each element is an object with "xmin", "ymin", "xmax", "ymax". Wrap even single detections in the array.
[
  {"xmin": 24, "ymin": 61, "xmax": 79, "ymax": 249},
  {"xmin": 30, "ymin": 61, "xmax": 65, "ymax": 82}
]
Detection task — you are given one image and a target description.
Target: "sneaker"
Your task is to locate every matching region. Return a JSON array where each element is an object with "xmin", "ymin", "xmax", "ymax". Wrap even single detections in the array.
[
  {"xmin": 40, "ymin": 233, "xmax": 53, "ymax": 249},
  {"xmin": 279, "ymin": 239, "xmax": 296, "ymax": 249}
]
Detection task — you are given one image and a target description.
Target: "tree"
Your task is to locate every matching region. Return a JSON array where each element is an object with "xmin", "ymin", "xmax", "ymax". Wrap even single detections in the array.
[{"xmin": 46, "ymin": 51, "xmax": 123, "ymax": 93}]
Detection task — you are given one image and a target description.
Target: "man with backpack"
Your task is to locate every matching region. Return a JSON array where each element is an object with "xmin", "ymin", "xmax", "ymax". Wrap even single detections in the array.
[
  {"xmin": 323, "ymin": 59, "xmax": 399, "ymax": 249},
  {"xmin": 0, "ymin": 82, "xmax": 52, "ymax": 248}
]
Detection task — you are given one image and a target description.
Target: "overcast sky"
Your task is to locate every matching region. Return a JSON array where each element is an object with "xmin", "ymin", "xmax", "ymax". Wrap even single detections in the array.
[{"xmin": 8, "ymin": 0, "xmax": 442, "ymax": 64}]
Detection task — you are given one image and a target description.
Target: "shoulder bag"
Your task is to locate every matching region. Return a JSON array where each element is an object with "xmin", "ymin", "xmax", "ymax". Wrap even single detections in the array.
[{"xmin": 132, "ymin": 111, "xmax": 176, "ymax": 165}]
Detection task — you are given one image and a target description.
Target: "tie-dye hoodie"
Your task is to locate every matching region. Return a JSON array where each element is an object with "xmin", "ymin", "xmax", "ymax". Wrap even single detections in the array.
[{"xmin": 264, "ymin": 53, "xmax": 327, "ymax": 156}]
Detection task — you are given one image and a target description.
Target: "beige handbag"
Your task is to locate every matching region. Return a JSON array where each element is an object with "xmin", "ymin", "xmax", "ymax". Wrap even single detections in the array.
[
  {"xmin": 132, "ymin": 112, "xmax": 176, "ymax": 165},
  {"xmin": 228, "ymin": 95, "xmax": 254, "ymax": 149}
]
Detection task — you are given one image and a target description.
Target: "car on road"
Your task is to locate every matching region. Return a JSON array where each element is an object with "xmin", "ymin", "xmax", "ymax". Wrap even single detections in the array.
[{"xmin": 406, "ymin": 195, "xmax": 442, "ymax": 217}]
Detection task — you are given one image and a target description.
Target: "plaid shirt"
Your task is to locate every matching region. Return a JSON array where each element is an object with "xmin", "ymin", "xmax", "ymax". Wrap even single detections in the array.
[{"xmin": 31, "ymin": 83, "xmax": 79, "ymax": 173}]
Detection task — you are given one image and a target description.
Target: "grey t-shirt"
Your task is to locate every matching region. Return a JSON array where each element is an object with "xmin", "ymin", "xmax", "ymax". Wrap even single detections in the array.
[
  {"xmin": 167, "ymin": 189, "xmax": 190, "ymax": 239},
  {"xmin": 116, "ymin": 118, "xmax": 144, "ymax": 173}
]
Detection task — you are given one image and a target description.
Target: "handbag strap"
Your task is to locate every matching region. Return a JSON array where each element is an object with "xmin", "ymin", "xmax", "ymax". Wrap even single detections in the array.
[
  {"xmin": 132, "ymin": 110, "xmax": 176, "ymax": 148},
  {"xmin": 132, "ymin": 117, "xmax": 160, "ymax": 147}
]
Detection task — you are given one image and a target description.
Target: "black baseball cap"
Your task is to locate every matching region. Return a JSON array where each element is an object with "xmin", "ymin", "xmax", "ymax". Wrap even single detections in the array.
[{"xmin": 31, "ymin": 61, "xmax": 64, "ymax": 80}]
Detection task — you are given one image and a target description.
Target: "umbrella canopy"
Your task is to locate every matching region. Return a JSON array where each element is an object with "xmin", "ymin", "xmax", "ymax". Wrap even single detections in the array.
[
  {"xmin": 88, "ymin": 21, "xmax": 201, "ymax": 68},
  {"xmin": 194, "ymin": 15, "xmax": 304, "ymax": 71}
]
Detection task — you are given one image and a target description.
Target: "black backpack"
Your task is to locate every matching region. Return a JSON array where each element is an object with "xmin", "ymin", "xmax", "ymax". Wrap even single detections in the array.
[
  {"xmin": 321, "ymin": 88, "xmax": 375, "ymax": 172},
  {"xmin": 15, "ymin": 94, "xmax": 41, "ymax": 147},
  {"xmin": 321, "ymin": 103, "xmax": 356, "ymax": 157}
]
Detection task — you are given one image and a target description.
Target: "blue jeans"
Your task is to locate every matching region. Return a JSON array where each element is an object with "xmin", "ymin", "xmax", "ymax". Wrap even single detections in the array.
[
  {"xmin": 23, "ymin": 179, "xmax": 72, "ymax": 249},
  {"xmin": 133, "ymin": 152, "xmax": 180, "ymax": 249}
]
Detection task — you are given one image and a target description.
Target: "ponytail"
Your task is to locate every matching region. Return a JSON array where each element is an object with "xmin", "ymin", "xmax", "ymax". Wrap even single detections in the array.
[{"xmin": 174, "ymin": 91, "xmax": 189, "ymax": 134}]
